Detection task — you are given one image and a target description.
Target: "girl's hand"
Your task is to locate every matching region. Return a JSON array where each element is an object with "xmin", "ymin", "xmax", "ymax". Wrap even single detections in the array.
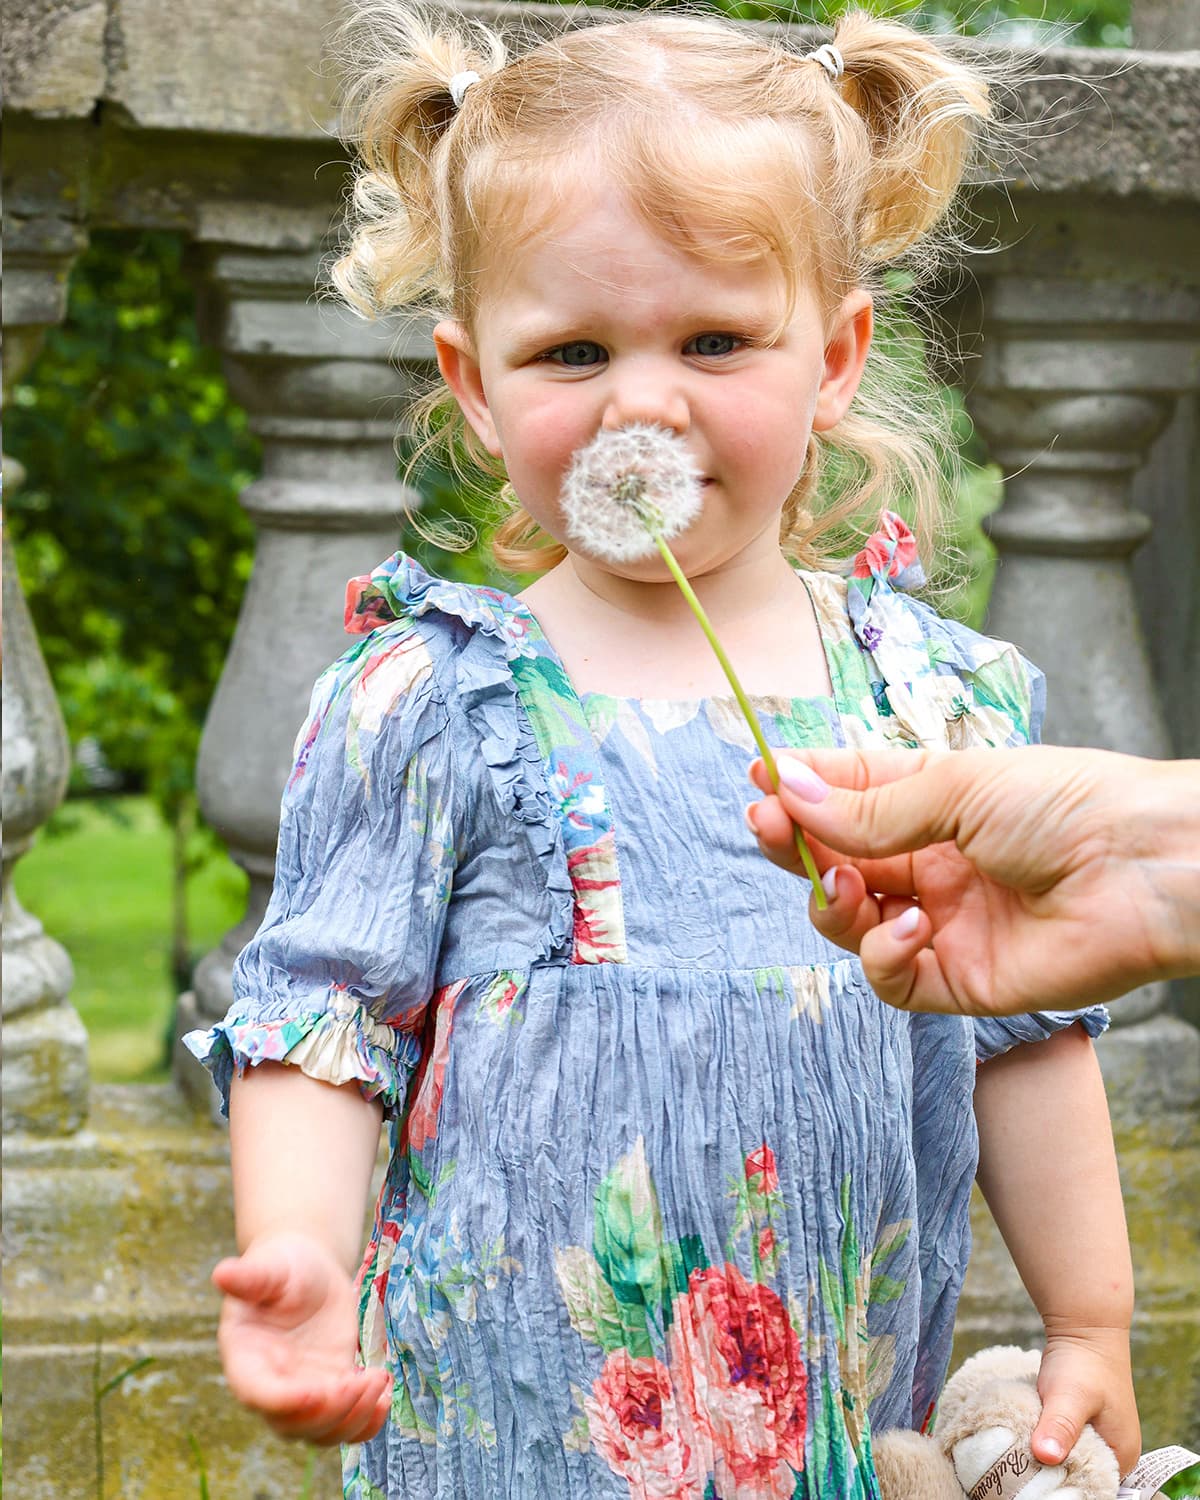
[
  {"xmin": 1032, "ymin": 1325, "xmax": 1141, "ymax": 1478},
  {"xmin": 212, "ymin": 1231, "xmax": 390, "ymax": 1446}
]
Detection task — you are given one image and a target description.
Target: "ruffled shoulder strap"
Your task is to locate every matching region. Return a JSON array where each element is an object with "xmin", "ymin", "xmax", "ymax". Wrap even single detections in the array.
[
  {"xmin": 840, "ymin": 511, "xmax": 1045, "ymax": 749},
  {"xmin": 344, "ymin": 552, "xmax": 628, "ymax": 966}
]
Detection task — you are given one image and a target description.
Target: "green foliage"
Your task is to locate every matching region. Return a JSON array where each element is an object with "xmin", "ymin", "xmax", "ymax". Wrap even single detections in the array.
[
  {"xmin": 1163, "ymin": 1467, "xmax": 1200, "ymax": 1500},
  {"xmin": 5, "ymin": 230, "xmax": 259, "ymax": 819},
  {"xmin": 541, "ymin": 0, "xmax": 1131, "ymax": 47}
]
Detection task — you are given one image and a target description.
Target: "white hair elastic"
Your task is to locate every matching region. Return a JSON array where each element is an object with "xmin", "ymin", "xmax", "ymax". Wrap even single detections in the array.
[
  {"xmin": 805, "ymin": 43, "xmax": 845, "ymax": 81},
  {"xmin": 449, "ymin": 71, "xmax": 481, "ymax": 108}
]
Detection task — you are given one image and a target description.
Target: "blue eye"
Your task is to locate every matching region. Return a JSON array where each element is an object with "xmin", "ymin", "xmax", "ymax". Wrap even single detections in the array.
[
  {"xmin": 547, "ymin": 341, "xmax": 606, "ymax": 367},
  {"xmin": 689, "ymin": 333, "xmax": 740, "ymax": 357}
]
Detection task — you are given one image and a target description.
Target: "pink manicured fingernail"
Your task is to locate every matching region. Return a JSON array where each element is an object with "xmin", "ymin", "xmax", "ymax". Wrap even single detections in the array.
[
  {"xmin": 821, "ymin": 867, "xmax": 840, "ymax": 902},
  {"xmin": 745, "ymin": 804, "xmax": 760, "ymax": 836},
  {"xmin": 777, "ymin": 758, "xmax": 830, "ymax": 803},
  {"xmin": 893, "ymin": 906, "xmax": 921, "ymax": 940}
]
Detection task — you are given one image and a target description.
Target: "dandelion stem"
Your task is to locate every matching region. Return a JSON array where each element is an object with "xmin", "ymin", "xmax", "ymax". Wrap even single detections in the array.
[{"xmin": 652, "ymin": 532, "xmax": 828, "ymax": 909}]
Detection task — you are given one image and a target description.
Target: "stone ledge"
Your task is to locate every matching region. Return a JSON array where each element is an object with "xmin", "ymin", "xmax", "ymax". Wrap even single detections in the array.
[{"xmin": 4, "ymin": 2, "xmax": 1198, "ymax": 206}]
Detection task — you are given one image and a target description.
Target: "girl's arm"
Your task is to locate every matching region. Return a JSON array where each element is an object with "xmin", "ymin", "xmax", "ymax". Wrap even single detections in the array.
[
  {"xmin": 212, "ymin": 1063, "xmax": 391, "ymax": 1446},
  {"xmin": 228, "ymin": 1061, "xmax": 383, "ymax": 1271},
  {"xmin": 973, "ymin": 1023, "xmax": 1140, "ymax": 1476}
]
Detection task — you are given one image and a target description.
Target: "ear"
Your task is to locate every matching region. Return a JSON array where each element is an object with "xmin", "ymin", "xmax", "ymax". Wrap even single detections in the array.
[
  {"xmin": 813, "ymin": 290, "xmax": 873, "ymax": 433},
  {"xmin": 433, "ymin": 319, "xmax": 502, "ymax": 457}
]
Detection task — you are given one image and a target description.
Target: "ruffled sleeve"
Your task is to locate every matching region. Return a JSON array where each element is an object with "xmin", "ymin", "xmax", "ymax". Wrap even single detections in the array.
[
  {"xmin": 845, "ymin": 512, "xmax": 1108, "ymax": 1058},
  {"xmin": 183, "ymin": 616, "xmax": 457, "ymax": 1118},
  {"xmin": 972, "ymin": 1007, "xmax": 1109, "ymax": 1065}
]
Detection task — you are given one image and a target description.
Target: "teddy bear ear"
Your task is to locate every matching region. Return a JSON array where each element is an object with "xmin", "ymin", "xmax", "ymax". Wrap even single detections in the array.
[{"xmin": 874, "ymin": 1429, "xmax": 965, "ymax": 1500}]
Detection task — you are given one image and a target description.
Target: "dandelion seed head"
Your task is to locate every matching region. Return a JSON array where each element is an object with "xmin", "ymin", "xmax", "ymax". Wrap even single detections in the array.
[{"xmin": 559, "ymin": 424, "xmax": 704, "ymax": 563}]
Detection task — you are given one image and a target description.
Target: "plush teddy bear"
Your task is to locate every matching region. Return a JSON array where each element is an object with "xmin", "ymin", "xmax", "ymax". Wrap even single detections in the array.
[{"xmin": 874, "ymin": 1347, "xmax": 1121, "ymax": 1500}]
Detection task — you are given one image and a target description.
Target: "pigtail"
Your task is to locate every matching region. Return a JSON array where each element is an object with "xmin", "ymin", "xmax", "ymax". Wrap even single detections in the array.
[
  {"xmin": 832, "ymin": 12, "xmax": 990, "ymax": 269},
  {"xmin": 330, "ymin": 3, "xmax": 506, "ymax": 316}
]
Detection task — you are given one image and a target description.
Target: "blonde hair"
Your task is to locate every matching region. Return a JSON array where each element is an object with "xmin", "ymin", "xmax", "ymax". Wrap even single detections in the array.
[{"xmin": 331, "ymin": 4, "xmax": 999, "ymax": 577}]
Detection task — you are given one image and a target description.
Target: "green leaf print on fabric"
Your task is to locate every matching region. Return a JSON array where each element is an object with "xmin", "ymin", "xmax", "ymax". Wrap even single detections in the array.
[
  {"xmin": 391, "ymin": 1369, "xmax": 438, "ymax": 1445},
  {"xmin": 478, "ymin": 971, "xmax": 527, "ymax": 1026},
  {"xmin": 810, "ymin": 1175, "xmax": 912, "ymax": 1498},
  {"xmin": 554, "ymin": 1245, "xmax": 628, "ymax": 1353},
  {"xmin": 967, "ymin": 652, "xmax": 1030, "ymax": 730},
  {"xmin": 773, "ymin": 699, "xmax": 837, "ymax": 750},
  {"xmin": 510, "ymin": 655, "xmax": 589, "ymax": 757},
  {"xmin": 593, "ymin": 1138, "xmax": 671, "ymax": 1357},
  {"xmin": 825, "ymin": 638, "xmax": 877, "ymax": 722},
  {"xmin": 345, "ymin": 1470, "xmax": 389, "ymax": 1500},
  {"xmin": 752, "ymin": 966, "xmax": 829, "ymax": 1025}
]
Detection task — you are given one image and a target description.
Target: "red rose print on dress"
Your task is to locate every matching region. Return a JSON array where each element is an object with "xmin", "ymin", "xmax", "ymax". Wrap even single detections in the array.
[
  {"xmin": 667, "ymin": 1265, "xmax": 807, "ymax": 1500},
  {"xmin": 585, "ymin": 1351, "xmax": 703, "ymax": 1500},
  {"xmin": 744, "ymin": 1143, "xmax": 780, "ymax": 1197},
  {"xmin": 403, "ymin": 978, "xmax": 467, "ymax": 1153}
]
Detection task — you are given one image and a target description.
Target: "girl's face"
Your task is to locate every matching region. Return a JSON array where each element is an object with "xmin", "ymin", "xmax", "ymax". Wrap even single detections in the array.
[{"xmin": 435, "ymin": 182, "xmax": 872, "ymax": 581}]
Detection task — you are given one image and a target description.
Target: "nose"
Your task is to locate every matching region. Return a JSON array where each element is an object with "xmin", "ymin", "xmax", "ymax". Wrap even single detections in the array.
[{"xmin": 600, "ymin": 359, "xmax": 690, "ymax": 435}]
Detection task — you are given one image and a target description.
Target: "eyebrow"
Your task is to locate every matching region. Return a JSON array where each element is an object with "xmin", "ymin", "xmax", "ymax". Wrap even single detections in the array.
[{"xmin": 496, "ymin": 303, "xmax": 782, "ymax": 358}]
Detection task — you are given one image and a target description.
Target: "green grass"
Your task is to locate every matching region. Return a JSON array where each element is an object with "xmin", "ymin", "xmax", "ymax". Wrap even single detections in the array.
[
  {"xmin": 13, "ymin": 796, "xmax": 247, "ymax": 1083},
  {"xmin": 1164, "ymin": 1467, "xmax": 1200, "ymax": 1500}
]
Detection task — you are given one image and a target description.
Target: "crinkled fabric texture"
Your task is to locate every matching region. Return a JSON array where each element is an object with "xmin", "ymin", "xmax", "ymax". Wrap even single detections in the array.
[{"xmin": 185, "ymin": 544, "xmax": 1106, "ymax": 1500}]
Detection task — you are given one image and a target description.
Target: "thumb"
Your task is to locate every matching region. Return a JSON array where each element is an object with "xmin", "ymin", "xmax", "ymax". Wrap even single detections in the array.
[
  {"xmin": 772, "ymin": 749, "xmax": 972, "ymax": 862},
  {"xmin": 1031, "ymin": 1382, "xmax": 1089, "ymax": 1467},
  {"xmin": 212, "ymin": 1254, "xmax": 289, "ymax": 1307}
]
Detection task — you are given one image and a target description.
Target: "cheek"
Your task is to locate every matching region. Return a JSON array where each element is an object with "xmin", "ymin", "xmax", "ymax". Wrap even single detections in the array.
[
  {"xmin": 494, "ymin": 389, "xmax": 591, "ymax": 478},
  {"xmin": 722, "ymin": 392, "xmax": 814, "ymax": 479}
]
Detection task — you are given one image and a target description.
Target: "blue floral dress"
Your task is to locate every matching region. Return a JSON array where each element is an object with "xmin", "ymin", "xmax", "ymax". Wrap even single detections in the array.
[{"xmin": 186, "ymin": 520, "xmax": 1106, "ymax": 1500}]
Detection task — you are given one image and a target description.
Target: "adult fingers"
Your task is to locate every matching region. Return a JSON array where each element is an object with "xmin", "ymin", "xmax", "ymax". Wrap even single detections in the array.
[
  {"xmin": 750, "ymin": 749, "xmax": 971, "ymax": 861},
  {"xmin": 855, "ymin": 913, "xmax": 968, "ymax": 1015},
  {"xmin": 746, "ymin": 795, "xmax": 838, "ymax": 878},
  {"xmin": 750, "ymin": 747, "xmax": 941, "ymax": 797},
  {"xmin": 748, "ymin": 765, "xmax": 927, "ymax": 896},
  {"xmin": 805, "ymin": 867, "xmax": 885, "ymax": 957}
]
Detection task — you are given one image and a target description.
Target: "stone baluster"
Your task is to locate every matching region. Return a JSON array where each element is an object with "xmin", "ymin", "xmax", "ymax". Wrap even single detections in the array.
[
  {"xmin": 2, "ymin": 215, "xmax": 90, "ymax": 1136},
  {"xmin": 963, "ymin": 273, "xmax": 1199, "ymax": 1024},
  {"xmin": 172, "ymin": 207, "xmax": 431, "ymax": 1112},
  {"xmin": 954, "ymin": 268, "xmax": 1200, "ymax": 1436}
]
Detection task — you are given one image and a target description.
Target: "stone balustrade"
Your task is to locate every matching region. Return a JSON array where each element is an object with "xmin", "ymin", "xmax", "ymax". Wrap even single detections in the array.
[{"xmin": 3, "ymin": 1, "xmax": 1197, "ymax": 1493}]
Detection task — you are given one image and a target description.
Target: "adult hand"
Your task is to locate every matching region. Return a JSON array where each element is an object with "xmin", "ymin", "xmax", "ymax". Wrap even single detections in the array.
[
  {"xmin": 213, "ymin": 1230, "xmax": 390, "ymax": 1446},
  {"xmin": 746, "ymin": 745, "xmax": 1200, "ymax": 1016}
]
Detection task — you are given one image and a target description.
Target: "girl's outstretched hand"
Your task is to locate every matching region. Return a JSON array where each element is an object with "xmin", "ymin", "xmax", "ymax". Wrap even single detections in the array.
[
  {"xmin": 746, "ymin": 745, "xmax": 1198, "ymax": 1016},
  {"xmin": 213, "ymin": 1231, "xmax": 390, "ymax": 1446}
]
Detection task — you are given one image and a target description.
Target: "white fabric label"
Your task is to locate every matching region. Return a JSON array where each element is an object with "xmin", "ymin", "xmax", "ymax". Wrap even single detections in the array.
[{"xmin": 1118, "ymin": 1445, "xmax": 1200, "ymax": 1500}]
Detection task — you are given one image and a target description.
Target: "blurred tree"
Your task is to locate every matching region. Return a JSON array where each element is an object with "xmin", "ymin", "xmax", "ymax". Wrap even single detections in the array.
[{"xmin": 570, "ymin": 0, "xmax": 1132, "ymax": 46}]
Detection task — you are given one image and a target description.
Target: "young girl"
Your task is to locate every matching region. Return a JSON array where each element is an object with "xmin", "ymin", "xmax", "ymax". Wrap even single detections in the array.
[{"xmin": 186, "ymin": 8, "xmax": 1140, "ymax": 1498}]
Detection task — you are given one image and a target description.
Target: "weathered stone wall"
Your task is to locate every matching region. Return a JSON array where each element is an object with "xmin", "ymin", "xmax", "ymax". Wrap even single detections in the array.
[{"xmin": 3, "ymin": 3, "xmax": 1198, "ymax": 1494}]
